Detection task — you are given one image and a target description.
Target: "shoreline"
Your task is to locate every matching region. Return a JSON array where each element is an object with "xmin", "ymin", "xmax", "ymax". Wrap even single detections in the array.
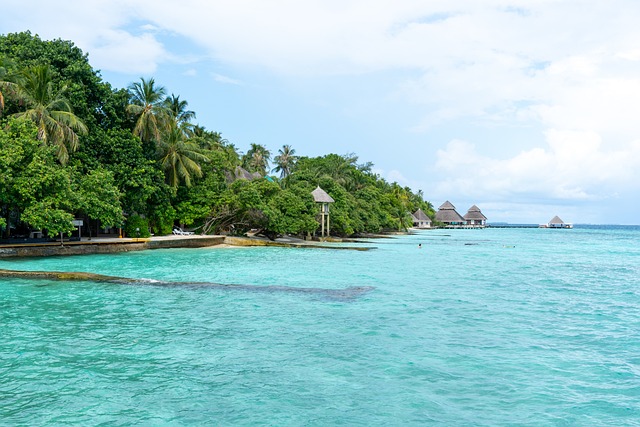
[{"xmin": 0, "ymin": 234, "xmax": 376, "ymax": 258}]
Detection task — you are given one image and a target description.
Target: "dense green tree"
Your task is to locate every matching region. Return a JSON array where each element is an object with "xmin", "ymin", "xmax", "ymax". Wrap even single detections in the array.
[
  {"xmin": 0, "ymin": 32, "xmax": 126, "ymax": 134},
  {"xmin": 84, "ymin": 128, "xmax": 168, "ymax": 217},
  {"xmin": 0, "ymin": 118, "xmax": 78, "ymax": 238},
  {"xmin": 76, "ymin": 168, "xmax": 124, "ymax": 235},
  {"xmin": 0, "ymin": 118, "xmax": 39, "ymax": 237},
  {"xmin": 22, "ymin": 203, "xmax": 75, "ymax": 243},
  {"xmin": 11, "ymin": 64, "xmax": 87, "ymax": 164},
  {"xmin": 0, "ymin": 56, "xmax": 20, "ymax": 115},
  {"xmin": 173, "ymin": 149, "xmax": 233, "ymax": 229}
]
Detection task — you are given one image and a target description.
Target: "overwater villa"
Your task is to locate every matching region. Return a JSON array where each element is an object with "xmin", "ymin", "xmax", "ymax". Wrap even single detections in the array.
[
  {"xmin": 411, "ymin": 209, "xmax": 432, "ymax": 229},
  {"xmin": 540, "ymin": 215, "xmax": 573, "ymax": 229},
  {"xmin": 435, "ymin": 201, "xmax": 466, "ymax": 227},
  {"xmin": 435, "ymin": 201, "xmax": 487, "ymax": 228},
  {"xmin": 463, "ymin": 205, "xmax": 487, "ymax": 227}
]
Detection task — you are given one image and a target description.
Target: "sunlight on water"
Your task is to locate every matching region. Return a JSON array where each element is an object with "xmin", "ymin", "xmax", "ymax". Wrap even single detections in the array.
[{"xmin": 1, "ymin": 226, "xmax": 640, "ymax": 425}]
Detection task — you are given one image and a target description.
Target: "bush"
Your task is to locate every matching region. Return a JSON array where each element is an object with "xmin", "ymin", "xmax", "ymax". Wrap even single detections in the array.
[
  {"xmin": 149, "ymin": 205, "xmax": 176, "ymax": 236},
  {"xmin": 124, "ymin": 215, "xmax": 151, "ymax": 238}
]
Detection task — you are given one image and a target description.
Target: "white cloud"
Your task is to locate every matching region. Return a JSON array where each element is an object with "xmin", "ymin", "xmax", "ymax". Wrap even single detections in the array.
[
  {"xmin": 211, "ymin": 73, "xmax": 242, "ymax": 85},
  {"xmin": 4, "ymin": 0, "xmax": 640, "ymax": 222},
  {"xmin": 432, "ymin": 132, "xmax": 640, "ymax": 204},
  {"xmin": 385, "ymin": 170, "xmax": 413, "ymax": 188},
  {"xmin": 89, "ymin": 30, "xmax": 168, "ymax": 74}
]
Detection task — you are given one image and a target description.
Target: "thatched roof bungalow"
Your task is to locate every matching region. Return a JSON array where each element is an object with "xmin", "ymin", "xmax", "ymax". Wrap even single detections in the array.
[
  {"xmin": 463, "ymin": 205, "xmax": 487, "ymax": 227},
  {"xmin": 546, "ymin": 215, "xmax": 572, "ymax": 229},
  {"xmin": 412, "ymin": 209, "xmax": 432, "ymax": 229},
  {"xmin": 225, "ymin": 166, "xmax": 262, "ymax": 183},
  {"xmin": 435, "ymin": 201, "xmax": 466, "ymax": 226}
]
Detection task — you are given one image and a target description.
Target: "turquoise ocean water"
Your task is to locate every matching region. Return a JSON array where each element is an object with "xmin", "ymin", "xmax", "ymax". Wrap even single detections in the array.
[{"xmin": 1, "ymin": 226, "xmax": 639, "ymax": 426}]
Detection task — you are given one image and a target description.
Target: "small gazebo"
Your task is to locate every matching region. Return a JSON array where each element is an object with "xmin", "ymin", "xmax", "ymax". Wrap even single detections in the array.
[{"xmin": 312, "ymin": 186, "xmax": 335, "ymax": 238}]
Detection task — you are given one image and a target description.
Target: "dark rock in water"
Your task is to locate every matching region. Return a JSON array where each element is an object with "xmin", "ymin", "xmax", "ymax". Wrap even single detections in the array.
[{"xmin": 0, "ymin": 269, "xmax": 374, "ymax": 302}]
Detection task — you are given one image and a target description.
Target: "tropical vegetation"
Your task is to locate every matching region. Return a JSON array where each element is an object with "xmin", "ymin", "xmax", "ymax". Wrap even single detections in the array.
[{"xmin": 0, "ymin": 31, "xmax": 435, "ymax": 240}]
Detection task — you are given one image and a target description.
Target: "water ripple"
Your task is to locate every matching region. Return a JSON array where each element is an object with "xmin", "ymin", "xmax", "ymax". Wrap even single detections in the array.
[{"xmin": 1, "ymin": 226, "xmax": 640, "ymax": 425}]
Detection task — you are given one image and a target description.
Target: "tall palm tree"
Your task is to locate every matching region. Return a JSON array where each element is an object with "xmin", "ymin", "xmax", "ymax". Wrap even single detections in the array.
[
  {"xmin": 164, "ymin": 93, "xmax": 195, "ymax": 126},
  {"xmin": 12, "ymin": 64, "xmax": 87, "ymax": 164},
  {"xmin": 273, "ymin": 144, "xmax": 297, "ymax": 178},
  {"xmin": 243, "ymin": 143, "xmax": 271, "ymax": 176},
  {"xmin": 157, "ymin": 120, "xmax": 209, "ymax": 188},
  {"xmin": 126, "ymin": 77, "xmax": 168, "ymax": 144},
  {"xmin": 193, "ymin": 127, "xmax": 229, "ymax": 151}
]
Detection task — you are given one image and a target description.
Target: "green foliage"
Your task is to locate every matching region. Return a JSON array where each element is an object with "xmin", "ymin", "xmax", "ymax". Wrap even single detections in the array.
[
  {"xmin": 0, "ymin": 117, "xmax": 78, "ymax": 236},
  {"xmin": 0, "ymin": 31, "xmax": 125, "ymax": 134},
  {"xmin": 22, "ymin": 202, "xmax": 75, "ymax": 237},
  {"xmin": 242, "ymin": 143, "xmax": 270, "ymax": 176},
  {"xmin": 76, "ymin": 168, "xmax": 124, "ymax": 227},
  {"xmin": 127, "ymin": 77, "xmax": 168, "ymax": 144},
  {"xmin": 149, "ymin": 205, "xmax": 176, "ymax": 236},
  {"xmin": 124, "ymin": 214, "xmax": 151, "ymax": 238},
  {"xmin": 0, "ymin": 32, "xmax": 436, "ymax": 240},
  {"xmin": 266, "ymin": 185, "xmax": 318, "ymax": 235},
  {"xmin": 157, "ymin": 119, "xmax": 208, "ymax": 188},
  {"xmin": 12, "ymin": 64, "xmax": 88, "ymax": 164},
  {"xmin": 273, "ymin": 144, "xmax": 296, "ymax": 179}
]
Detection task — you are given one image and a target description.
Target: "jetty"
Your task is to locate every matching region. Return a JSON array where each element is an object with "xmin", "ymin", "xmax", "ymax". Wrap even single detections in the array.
[{"xmin": 486, "ymin": 224, "xmax": 540, "ymax": 229}]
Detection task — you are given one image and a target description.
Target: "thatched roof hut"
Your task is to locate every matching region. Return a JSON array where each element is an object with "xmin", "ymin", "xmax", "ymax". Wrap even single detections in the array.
[
  {"xmin": 413, "ymin": 208, "xmax": 430, "ymax": 222},
  {"xmin": 549, "ymin": 215, "xmax": 564, "ymax": 225},
  {"xmin": 311, "ymin": 186, "xmax": 335, "ymax": 203},
  {"xmin": 312, "ymin": 186, "xmax": 334, "ymax": 238},
  {"xmin": 435, "ymin": 201, "xmax": 465, "ymax": 224},
  {"xmin": 412, "ymin": 208, "xmax": 432, "ymax": 228},
  {"xmin": 225, "ymin": 166, "xmax": 262, "ymax": 183},
  {"xmin": 464, "ymin": 205, "xmax": 487, "ymax": 226},
  {"xmin": 547, "ymin": 215, "xmax": 572, "ymax": 228}
]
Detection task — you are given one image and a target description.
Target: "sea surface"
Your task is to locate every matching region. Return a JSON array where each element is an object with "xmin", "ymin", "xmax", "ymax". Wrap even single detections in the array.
[{"xmin": 1, "ymin": 226, "xmax": 639, "ymax": 426}]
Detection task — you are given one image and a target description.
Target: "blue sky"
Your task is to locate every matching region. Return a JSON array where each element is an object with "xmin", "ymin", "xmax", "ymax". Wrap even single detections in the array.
[{"xmin": 3, "ymin": 1, "xmax": 640, "ymax": 224}]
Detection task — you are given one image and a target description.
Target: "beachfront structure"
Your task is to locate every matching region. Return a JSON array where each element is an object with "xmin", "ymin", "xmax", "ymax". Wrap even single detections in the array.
[
  {"xmin": 545, "ymin": 215, "xmax": 573, "ymax": 229},
  {"xmin": 412, "ymin": 209, "xmax": 432, "ymax": 229},
  {"xmin": 435, "ymin": 201, "xmax": 466, "ymax": 227},
  {"xmin": 312, "ymin": 186, "xmax": 335, "ymax": 238},
  {"xmin": 463, "ymin": 205, "xmax": 487, "ymax": 227}
]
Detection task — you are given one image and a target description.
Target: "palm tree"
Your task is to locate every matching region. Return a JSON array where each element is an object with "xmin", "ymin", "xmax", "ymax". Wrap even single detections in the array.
[
  {"xmin": 157, "ymin": 120, "xmax": 209, "ymax": 188},
  {"xmin": 193, "ymin": 127, "xmax": 229, "ymax": 151},
  {"xmin": 243, "ymin": 143, "xmax": 271, "ymax": 176},
  {"xmin": 12, "ymin": 64, "xmax": 87, "ymax": 164},
  {"xmin": 273, "ymin": 144, "xmax": 297, "ymax": 178},
  {"xmin": 126, "ymin": 77, "xmax": 169, "ymax": 144},
  {"xmin": 164, "ymin": 94, "xmax": 195, "ymax": 126}
]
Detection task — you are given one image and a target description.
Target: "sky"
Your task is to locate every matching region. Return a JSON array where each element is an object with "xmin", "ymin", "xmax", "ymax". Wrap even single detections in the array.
[{"xmin": 3, "ymin": 0, "xmax": 640, "ymax": 224}]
